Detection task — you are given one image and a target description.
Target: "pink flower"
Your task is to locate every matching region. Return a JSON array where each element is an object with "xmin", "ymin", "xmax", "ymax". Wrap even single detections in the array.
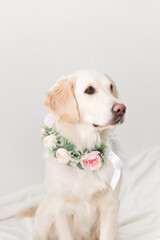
[
  {"xmin": 56, "ymin": 148, "xmax": 72, "ymax": 164},
  {"xmin": 43, "ymin": 134, "xmax": 57, "ymax": 150},
  {"xmin": 80, "ymin": 151, "xmax": 102, "ymax": 171},
  {"xmin": 44, "ymin": 113, "xmax": 57, "ymax": 129}
]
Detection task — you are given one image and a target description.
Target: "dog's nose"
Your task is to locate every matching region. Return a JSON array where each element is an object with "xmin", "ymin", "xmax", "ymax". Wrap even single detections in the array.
[{"xmin": 112, "ymin": 103, "xmax": 126, "ymax": 116}]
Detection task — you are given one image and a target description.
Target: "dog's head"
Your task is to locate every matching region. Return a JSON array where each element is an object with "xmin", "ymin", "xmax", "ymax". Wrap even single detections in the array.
[{"xmin": 45, "ymin": 70, "xmax": 126, "ymax": 130}]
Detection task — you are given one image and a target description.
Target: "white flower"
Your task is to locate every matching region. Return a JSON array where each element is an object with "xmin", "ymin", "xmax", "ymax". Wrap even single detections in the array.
[
  {"xmin": 56, "ymin": 148, "xmax": 72, "ymax": 164},
  {"xmin": 43, "ymin": 134, "xmax": 57, "ymax": 150}
]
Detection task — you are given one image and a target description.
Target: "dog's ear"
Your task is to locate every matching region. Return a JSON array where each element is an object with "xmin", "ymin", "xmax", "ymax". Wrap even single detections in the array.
[{"xmin": 45, "ymin": 78, "xmax": 79, "ymax": 124}]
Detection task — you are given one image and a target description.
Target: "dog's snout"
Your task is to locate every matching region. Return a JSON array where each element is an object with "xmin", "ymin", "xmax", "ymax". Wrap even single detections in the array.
[{"xmin": 112, "ymin": 103, "xmax": 126, "ymax": 116}]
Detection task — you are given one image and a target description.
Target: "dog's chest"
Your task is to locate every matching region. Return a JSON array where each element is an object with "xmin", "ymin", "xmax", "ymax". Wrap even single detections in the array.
[
  {"xmin": 45, "ymin": 157, "xmax": 113, "ymax": 199},
  {"xmin": 45, "ymin": 158, "xmax": 114, "ymax": 239},
  {"xmin": 66, "ymin": 197, "xmax": 99, "ymax": 239}
]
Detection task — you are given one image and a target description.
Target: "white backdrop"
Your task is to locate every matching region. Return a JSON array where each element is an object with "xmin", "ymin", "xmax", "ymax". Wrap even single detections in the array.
[{"xmin": 0, "ymin": 0, "xmax": 160, "ymax": 195}]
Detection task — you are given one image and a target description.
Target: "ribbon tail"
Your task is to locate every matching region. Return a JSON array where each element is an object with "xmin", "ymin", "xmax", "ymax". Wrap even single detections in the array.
[
  {"xmin": 110, "ymin": 169, "xmax": 121, "ymax": 190},
  {"xmin": 107, "ymin": 149, "xmax": 123, "ymax": 190}
]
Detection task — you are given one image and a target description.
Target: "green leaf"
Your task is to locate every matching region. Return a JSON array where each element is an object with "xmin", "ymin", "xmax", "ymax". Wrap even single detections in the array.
[
  {"xmin": 41, "ymin": 124, "xmax": 50, "ymax": 131},
  {"xmin": 56, "ymin": 136, "xmax": 61, "ymax": 140},
  {"xmin": 65, "ymin": 144, "xmax": 75, "ymax": 151},
  {"xmin": 68, "ymin": 161, "xmax": 74, "ymax": 167},
  {"xmin": 77, "ymin": 162, "xmax": 84, "ymax": 170},
  {"xmin": 94, "ymin": 142, "xmax": 107, "ymax": 153},
  {"xmin": 48, "ymin": 150, "xmax": 54, "ymax": 156}
]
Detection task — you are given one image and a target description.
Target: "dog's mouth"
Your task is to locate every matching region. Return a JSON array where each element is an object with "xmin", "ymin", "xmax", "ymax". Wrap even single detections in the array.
[
  {"xmin": 110, "ymin": 115, "xmax": 124, "ymax": 125},
  {"xmin": 92, "ymin": 115, "xmax": 124, "ymax": 129}
]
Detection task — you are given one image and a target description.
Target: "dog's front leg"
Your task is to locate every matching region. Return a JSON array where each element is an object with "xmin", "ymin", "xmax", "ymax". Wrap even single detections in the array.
[
  {"xmin": 99, "ymin": 190, "xmax": 119, "ymax": 240},
  {"xmin": 55, "ymin": 210, "xmax": 73, "ymax": 240}
]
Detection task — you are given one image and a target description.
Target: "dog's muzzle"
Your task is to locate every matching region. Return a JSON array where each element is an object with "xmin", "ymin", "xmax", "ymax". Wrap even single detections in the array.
[{"xmin": 111, "ymin": 103, "xmax": 126, "ymax": 125}]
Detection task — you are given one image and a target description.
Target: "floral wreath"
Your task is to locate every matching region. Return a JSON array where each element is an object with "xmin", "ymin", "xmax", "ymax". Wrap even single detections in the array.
[{"xmin": 41, "ymin": 113, "xmax": 108, "ymax": 171}]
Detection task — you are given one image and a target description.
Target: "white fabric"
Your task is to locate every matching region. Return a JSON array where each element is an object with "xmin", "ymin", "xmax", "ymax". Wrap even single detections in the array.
[
  {"xmin": 0, "ymin": 146, "xmax": 160, "ymax": 240},
  {"xmin": 118, "ymin": 146, "xmax": 160, "ymax": 240},
  {"xmin": 107, "ymin": 149, "xmax": 123, "ymax": 190},
  {"xmin": 0, "ymin": 185, "xmax": 45, "ymax": 240}
]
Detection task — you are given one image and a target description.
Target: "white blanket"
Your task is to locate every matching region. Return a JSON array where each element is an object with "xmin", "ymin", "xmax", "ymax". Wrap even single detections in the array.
[
  {"xmin": 0, "ymin": 146, "xmax": 160, "ymax": 240},
  {"xmin": 119, "ymin": 146, "xmax": 160, "ymax": 240}
]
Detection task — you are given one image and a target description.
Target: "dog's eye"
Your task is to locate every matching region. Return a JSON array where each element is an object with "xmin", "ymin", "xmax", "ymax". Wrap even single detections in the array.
[
  {"xmin": 84, "ymin": 86, "xmax": 96, "ymax": 95},
  {"xmin": 110, "ymin": 84, "xmax": 113, "ymax": 92}
]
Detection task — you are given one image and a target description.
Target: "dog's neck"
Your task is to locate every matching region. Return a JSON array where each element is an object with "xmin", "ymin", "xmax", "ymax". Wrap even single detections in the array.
[{"xmin": 56, "ymin": 119, "xmax": 113, "ymax": 151}]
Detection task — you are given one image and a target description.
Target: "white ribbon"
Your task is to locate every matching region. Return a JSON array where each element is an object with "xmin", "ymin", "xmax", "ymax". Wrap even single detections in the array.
[{"xmin": 107, "ymin": 149, "xmax": 123, "ymax": 190}]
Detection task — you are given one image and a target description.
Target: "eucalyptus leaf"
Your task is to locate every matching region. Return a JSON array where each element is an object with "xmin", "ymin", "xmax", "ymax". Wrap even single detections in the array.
[
  {"xmin": 65, "ymin": 144, "xmax": 75, "ymax": 151},
  {"xmin": 77, "ymin": 162, "xmax": 84, "ymax": 170}
]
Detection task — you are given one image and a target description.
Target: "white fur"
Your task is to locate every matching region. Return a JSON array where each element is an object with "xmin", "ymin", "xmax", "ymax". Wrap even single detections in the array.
[{"xmin": 34, "ymin": 70, "xmax": 125, "ymax": 240}]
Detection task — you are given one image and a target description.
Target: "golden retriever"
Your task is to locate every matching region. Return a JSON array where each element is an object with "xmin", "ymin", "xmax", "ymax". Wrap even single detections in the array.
[{"xmin": 22, "ymin": 70, "xmax": 126, "ymax": 240}]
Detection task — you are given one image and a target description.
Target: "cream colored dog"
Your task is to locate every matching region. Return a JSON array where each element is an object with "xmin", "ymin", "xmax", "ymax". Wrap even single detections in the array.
[{"xmin": 28, "ymin": 70, "xmax": 126, "ymax": 240}]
